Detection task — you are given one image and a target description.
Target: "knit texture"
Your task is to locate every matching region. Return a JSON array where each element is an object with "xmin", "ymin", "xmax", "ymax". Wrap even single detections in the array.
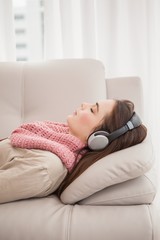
[{"xmin": 10, "ymin": 121, "xmax": 86, "ymax": 171}]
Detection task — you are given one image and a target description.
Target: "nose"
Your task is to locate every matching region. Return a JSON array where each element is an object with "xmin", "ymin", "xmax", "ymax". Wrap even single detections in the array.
[{"xmin": 81, "ymin": 102, "xmax": 89, "ymax": 109}]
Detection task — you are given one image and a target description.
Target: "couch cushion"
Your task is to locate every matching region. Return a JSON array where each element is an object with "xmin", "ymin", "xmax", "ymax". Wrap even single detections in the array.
[
  {"xmin": 23, "ymin": 59, "xmax": 106, "ymax": 123},
  {"xmin": 0, "ymin": 62, "xmax": 24, "ymax": 138},
  {"xmin": 79, "ymin": 169, "xmax": 156, "ymax": 205},
  {"xmin": 106, "ymin": 77, "xmax": 144, "ymax": 118},
  {"xmin": 0, "ymin": 59, "xmax": 106, "ymax": 138},
  {"xmin": 60, "ymin": 135, "xmax": 154, "ymax": 204},
  {"xmin": 0, "ymin": 195, "xmax": 157, "ymax": 240}
]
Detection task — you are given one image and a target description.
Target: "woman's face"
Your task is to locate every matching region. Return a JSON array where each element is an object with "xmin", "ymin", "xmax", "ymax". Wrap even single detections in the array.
[{"xmin": 67, "ymin": 99, "xmax": 115, "ymax": 143}]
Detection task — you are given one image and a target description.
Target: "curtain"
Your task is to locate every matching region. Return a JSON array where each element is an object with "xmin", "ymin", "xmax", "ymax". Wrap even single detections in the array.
[{"xmin": 0, "ymin": 0, "xmax": 16, "ymax": 61}]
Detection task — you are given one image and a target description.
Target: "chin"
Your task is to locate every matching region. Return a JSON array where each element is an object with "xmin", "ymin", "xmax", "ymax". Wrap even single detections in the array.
[{"xmin": 66, "ymin": 115, "xmax": 72, "ymax": 124}]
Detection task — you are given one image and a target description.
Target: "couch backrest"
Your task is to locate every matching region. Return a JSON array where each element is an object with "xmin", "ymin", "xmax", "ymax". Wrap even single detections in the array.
[
  {"xmin": 0, "ymin": 59, "xmax": 106, "ymax": 138},
  {"xmin": 106, "ymin": 77, "xmax": 144, "ymax": 117},
  {"xmin": 0, "ymin": 59, "xmax": 144, "ymax": 139}
]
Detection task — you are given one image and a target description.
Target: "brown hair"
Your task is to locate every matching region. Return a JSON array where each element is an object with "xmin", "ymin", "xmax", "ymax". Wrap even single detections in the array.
[{"xmin": 57, "ymin": 99, "xmax": 147, "ymax": 197}]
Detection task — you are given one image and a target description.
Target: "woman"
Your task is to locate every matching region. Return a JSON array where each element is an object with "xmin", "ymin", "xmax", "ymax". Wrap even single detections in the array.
[
  {"xmin": 0, "ymin": 99, "xmax": 147, "ymax": 203},
  {"xmin": 57, "ymin": 98, "xmax": 147, "ymax": 196}
]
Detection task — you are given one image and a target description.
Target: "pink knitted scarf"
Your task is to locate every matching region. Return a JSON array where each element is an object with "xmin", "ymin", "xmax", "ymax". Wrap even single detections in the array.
[{"xmin": 10, "ymin": 121, "xmax": 86, "ymax": 171}]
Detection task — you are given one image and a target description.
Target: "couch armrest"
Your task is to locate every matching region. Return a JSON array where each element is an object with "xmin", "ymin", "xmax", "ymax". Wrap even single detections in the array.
[
  {"xmin": 79, "ymin": 169, "xmax": 156, "ymax": 206},
  {"xmin": 60, "ymin": 135, "xmax": 154, "ymax": 204}
]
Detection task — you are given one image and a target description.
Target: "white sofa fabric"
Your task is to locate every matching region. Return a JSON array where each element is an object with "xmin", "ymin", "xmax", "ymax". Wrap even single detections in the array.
[
  {"xmin": 0, "ymin": 59, "xmax": 159, "ymax": 240},
  {"xmin": 60, "ymin": 135, "xmax": 154, "ymax": 204}
]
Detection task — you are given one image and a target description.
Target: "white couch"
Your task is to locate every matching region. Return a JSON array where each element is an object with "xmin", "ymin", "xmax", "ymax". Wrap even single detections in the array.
[{"xmin": 0, "ymin": 59, "xmax": 159, "ymax": 240}]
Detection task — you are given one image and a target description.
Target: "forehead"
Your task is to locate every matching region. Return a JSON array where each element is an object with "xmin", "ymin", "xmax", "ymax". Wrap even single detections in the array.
[
  {"xmin": 98, "ymin": 99, "xmax": 115, "ymax": 115},
  {"xmin": 99, "ymin": 99, "xmax": 115, "ymax": 108}
]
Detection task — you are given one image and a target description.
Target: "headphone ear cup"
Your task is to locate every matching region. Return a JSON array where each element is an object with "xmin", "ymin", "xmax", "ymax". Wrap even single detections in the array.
[{"xmin": 88, "ymin": 132, "xmax": 109, "ymax": 150}]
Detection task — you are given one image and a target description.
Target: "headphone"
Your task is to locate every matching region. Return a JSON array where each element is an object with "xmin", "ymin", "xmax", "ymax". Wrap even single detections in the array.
[{"xmin": 87, "ymin": 112, "xmax": 142, "ymax": 151}]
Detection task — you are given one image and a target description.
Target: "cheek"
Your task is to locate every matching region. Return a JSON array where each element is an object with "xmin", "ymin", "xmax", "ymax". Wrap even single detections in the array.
[
  {"xmin": 79, "ymin": 113, "xmax": 92, "ymax": 124},
  {"xmin": 78, "ymin": 114, "xmax": 98, "ymax": 131}
]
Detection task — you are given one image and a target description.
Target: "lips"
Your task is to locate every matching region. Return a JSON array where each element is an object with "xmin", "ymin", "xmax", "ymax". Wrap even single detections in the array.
[{"xmin": 73, "ymin": 110, "xmax": 77, "ymax": 115}]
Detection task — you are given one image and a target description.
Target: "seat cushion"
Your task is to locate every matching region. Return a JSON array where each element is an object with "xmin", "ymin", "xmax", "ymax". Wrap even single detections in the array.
[{"xmin": 0, "ymin": 195, "xmax": 157, "ymax": 240}]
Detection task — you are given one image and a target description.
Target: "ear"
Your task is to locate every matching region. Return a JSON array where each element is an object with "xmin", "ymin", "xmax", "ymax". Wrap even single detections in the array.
[{"xmin": 87, "ymin": 131, "xmax": 109, "ymax": 150}]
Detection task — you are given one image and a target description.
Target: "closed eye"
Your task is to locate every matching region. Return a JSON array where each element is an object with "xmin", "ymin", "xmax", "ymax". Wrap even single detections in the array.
[
  {"xmin": 90, "ymin": 108, "xmax": 94, "ymax": 113},
  {"xmin": 96, "ymin": 102, "xmax": 99, "ymax": 112},
  {"xmin": 90, "ymin": 102, "xmax": 99, "ymax": 113}
]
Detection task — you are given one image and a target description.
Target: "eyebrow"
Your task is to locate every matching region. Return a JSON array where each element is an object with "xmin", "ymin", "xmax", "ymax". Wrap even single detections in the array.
[{"xmin": 96, "ymin": 102, "xmax": 99, "ymax": 112}]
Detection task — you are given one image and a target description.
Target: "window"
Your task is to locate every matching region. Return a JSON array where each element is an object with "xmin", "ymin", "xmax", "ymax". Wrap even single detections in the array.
[
  {"xmin": 14, "ymin": 14, "xmax": 25, "ymax": 20},
  {"xmin": 13, "ymin": 0, "xmax": 44, "ymax": 61},
  {"xmin": 15, "ymin": 29, "xmax": 26, "ymax": 34},
  {"xmin": 16, "ymin": 43, "xmax": 27, "ymax": 48}
]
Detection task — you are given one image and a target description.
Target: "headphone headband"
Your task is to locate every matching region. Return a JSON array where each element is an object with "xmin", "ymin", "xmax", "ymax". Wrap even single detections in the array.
[{"xmin": 88, "ymin": 112, "xmax": 142, "ymax": 151}]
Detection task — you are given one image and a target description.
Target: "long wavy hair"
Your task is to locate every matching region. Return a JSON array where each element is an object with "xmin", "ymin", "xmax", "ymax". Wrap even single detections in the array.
[{"xmin": 57, "ymin": 99, "xmax": 147, "ymax": 197}]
